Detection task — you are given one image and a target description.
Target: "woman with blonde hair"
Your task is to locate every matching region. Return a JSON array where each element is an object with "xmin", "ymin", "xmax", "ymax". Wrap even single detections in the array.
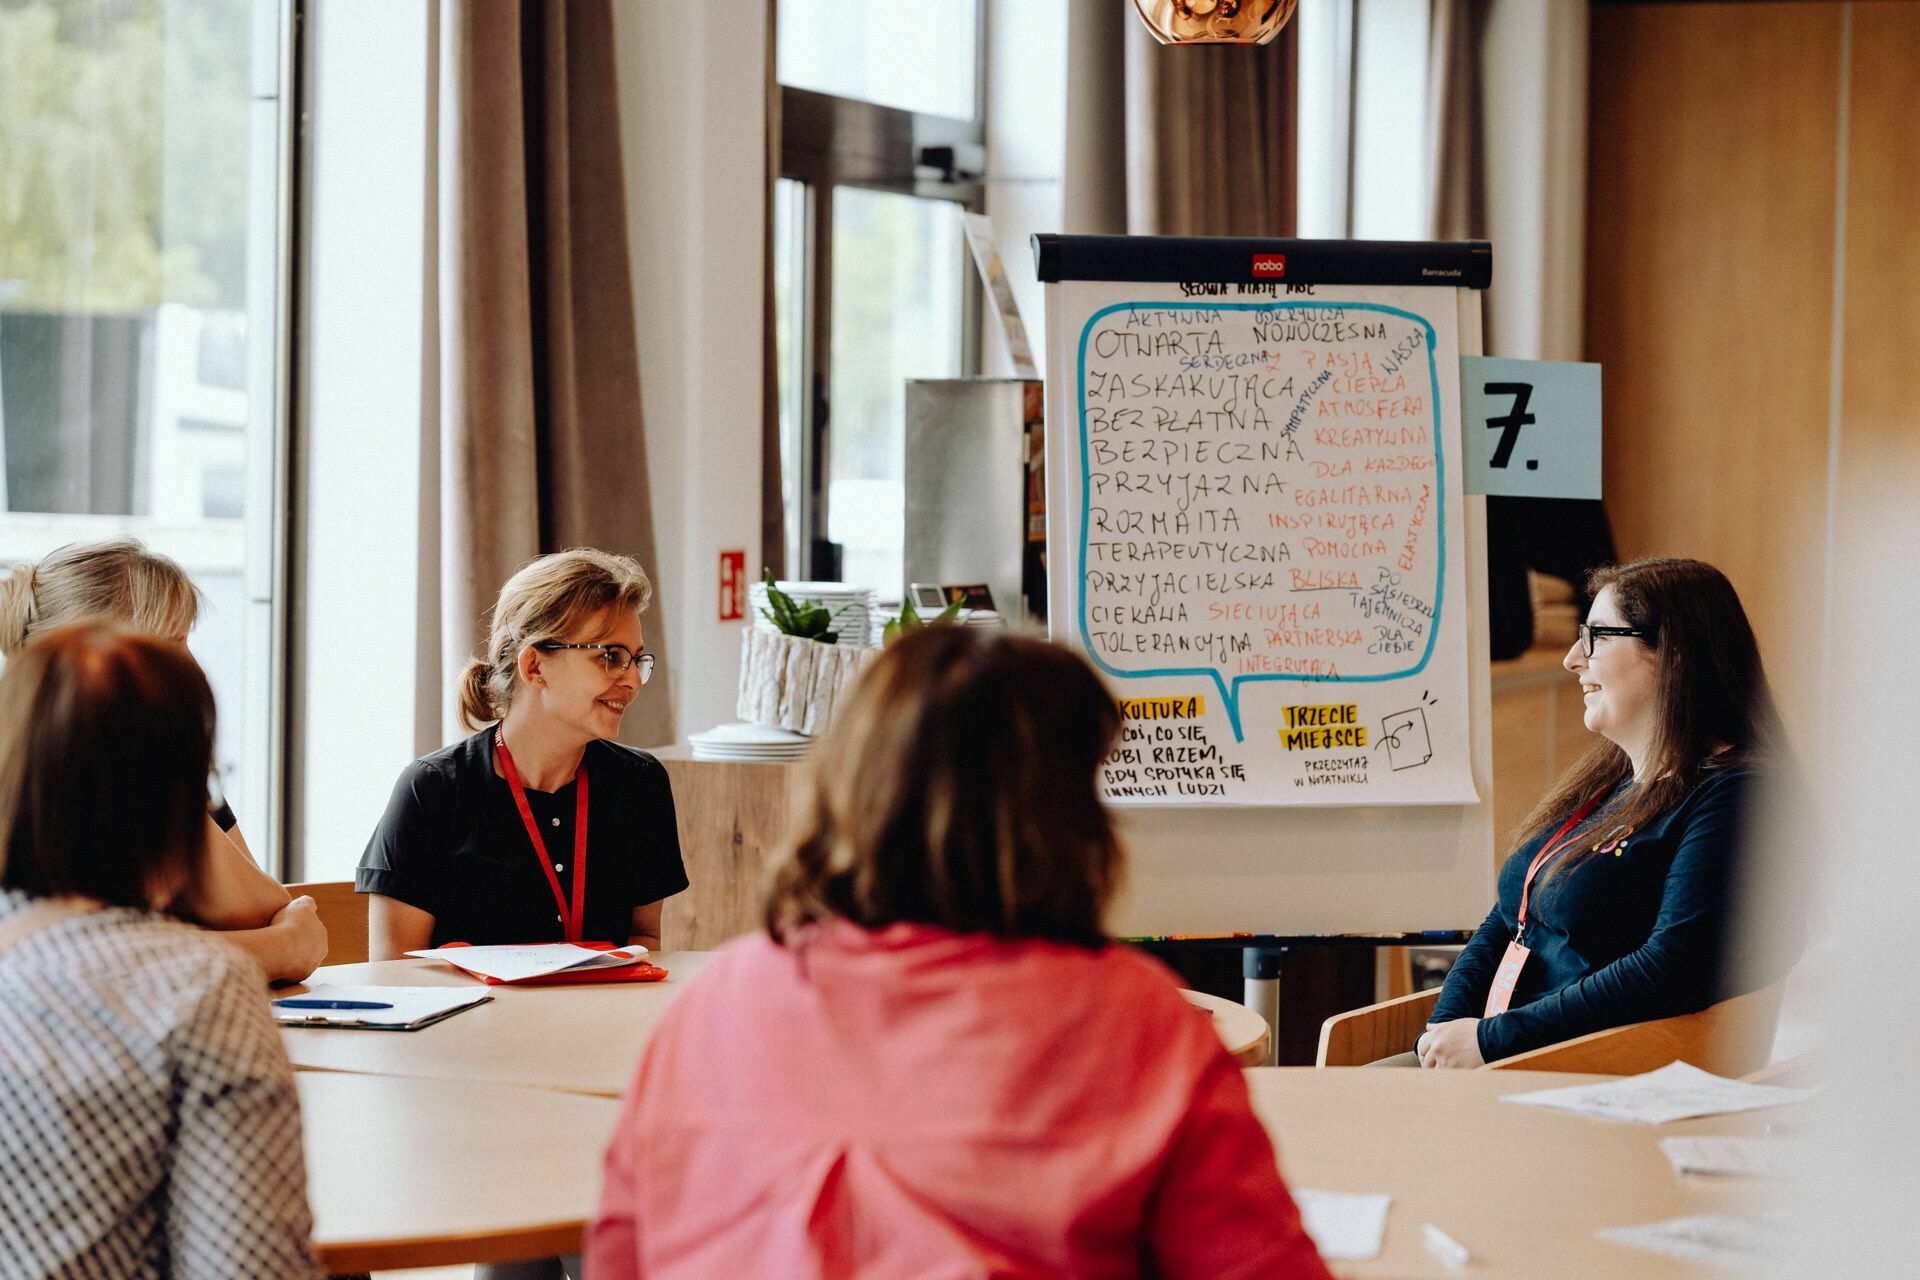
[
  {"xmin": 358, "ymin": 548, "xmax": 686, "ymax": 961},
  {"xmin": 588, "ymin": 627, "xmax": 1331, "ymax": 1280},
  {"xmin": 0, "ymin": 539, "xmax": 324, "ymax": 982},
  {"xmin": 0, "ymin": 625, "xmax": 321, "ymax": 1277}
]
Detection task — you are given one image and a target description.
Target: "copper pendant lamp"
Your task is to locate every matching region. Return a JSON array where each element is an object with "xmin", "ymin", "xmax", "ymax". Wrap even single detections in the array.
[{"xmin": 1132, "ymin": 0, "xmax": 1298, "ymax": 46}]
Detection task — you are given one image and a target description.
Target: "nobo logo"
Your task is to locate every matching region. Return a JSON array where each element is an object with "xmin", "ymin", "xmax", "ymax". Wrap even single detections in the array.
[{"xmin": 1251, "ymin": 254, "xmax": 1287, "ymax": 277}]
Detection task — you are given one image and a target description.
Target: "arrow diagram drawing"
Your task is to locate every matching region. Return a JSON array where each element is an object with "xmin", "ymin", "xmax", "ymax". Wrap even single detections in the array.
[{"xmin": 1379, "ymin": 707, "xmax": 1433, "ymax": 771}]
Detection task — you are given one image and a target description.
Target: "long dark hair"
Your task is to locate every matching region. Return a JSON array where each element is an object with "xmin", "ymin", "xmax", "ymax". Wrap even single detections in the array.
[
  {"xmin": 0, "ymin": 625, "xmax": 216, "ymax": 907},
  {"xmin": 1521, "ymin": 558, "xmax": 1777, "ymax": 882},
  {"xmin": 764, "ymin": 627, "xmax": 1124, "ymax": 948}
]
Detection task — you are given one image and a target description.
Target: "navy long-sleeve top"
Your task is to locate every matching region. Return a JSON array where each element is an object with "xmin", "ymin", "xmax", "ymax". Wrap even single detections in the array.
[{"xmin": 1430, "ymin": 763, "xmax": 1757, "ymax": 1063}]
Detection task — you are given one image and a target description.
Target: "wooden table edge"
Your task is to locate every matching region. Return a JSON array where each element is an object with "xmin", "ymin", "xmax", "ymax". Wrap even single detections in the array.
[{"xmin": 316, "ymin": 1221, "xmax": 586, "ymax": 1272}]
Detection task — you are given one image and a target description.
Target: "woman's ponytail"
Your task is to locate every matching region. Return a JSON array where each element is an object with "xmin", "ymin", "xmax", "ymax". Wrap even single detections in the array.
[
  {"xmin": 456, "ymin": 658, "xmax": 498, "ymax": 731},
  {"xmin": 0, "ymin": 561, "xmax": 39, "ymax": 656}
]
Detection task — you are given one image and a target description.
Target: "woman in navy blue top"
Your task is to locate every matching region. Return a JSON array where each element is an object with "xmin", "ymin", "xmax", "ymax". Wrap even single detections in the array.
[{"xmin": 1420, "ymin": 558, "xmax": 1779, "ymax": 1066}]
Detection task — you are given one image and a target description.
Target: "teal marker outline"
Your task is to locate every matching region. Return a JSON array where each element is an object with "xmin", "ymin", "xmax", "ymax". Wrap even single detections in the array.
[{"xmin": 1076, "ymin": 300, "xmax": 1446, "ymax": 741}]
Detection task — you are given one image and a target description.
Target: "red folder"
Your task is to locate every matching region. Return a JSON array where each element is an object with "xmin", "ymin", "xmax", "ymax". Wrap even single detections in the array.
[{"xmin": 438, "ymin": 940, "xmax": 669, "ymax": 986}]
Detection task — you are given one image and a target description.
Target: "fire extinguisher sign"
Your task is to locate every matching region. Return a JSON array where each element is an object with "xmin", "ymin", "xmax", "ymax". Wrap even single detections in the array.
[{"xmin": 719, "ymin": 550, "xmax": 747, "ymax": 622}]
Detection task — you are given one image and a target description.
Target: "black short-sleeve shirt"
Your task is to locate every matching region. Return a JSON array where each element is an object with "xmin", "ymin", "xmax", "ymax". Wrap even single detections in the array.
[{"xmin": 355, "ymin": 729, "xmax": 689, "ymax": 947}]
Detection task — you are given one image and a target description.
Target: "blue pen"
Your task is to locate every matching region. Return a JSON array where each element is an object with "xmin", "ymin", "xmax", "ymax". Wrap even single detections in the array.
[{"xmin": 272, "ymin": 998, "xmax": 394, "ymax": 1011}]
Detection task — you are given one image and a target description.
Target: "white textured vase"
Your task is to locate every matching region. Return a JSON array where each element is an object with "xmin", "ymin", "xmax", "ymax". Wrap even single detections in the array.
[{"xmin": 736, "ymin": 630, "xmax": 878, "ymax": 735}]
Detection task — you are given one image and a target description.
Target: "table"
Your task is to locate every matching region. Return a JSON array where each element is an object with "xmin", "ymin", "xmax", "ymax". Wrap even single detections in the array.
[
  {"xmin": 282, "ymin": 952, "xmax": 715, "ymax": 1097},
  {"xmin": 1245, "ymin": 1068, "xmax": 1783, "ymax": 1278},
  {"xmin": 300, "ymin": 1073, "xmax": 617, "ymax": 1272},
  {"xmin": 284, "ymin": 953, "xmax": 1273, "ymax": 1091}
]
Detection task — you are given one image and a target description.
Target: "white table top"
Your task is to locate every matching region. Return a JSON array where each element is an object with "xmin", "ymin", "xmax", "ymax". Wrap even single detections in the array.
[
  {"xmin": 1245, "ymin": 1067, "xmax": 1783, "ymax": 1278},
  {"xmin": 283, "ymin": 952, "xmax": 1273, "ymax": 1091},
  {"xmin": 282, "ymin": 952, "xmax": 715, "ymax": 1097},
  {"xmin": 300, "ymin": 1072, "xmax": 617, "ymax": 1272}
]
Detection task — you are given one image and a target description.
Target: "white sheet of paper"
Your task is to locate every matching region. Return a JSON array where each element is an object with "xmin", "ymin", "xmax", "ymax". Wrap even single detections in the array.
[
  {"xmin": 1597, "ymin": 1211, "xmax": 1792, "ymax": 1271},
  {"xmin": 1660, "ymin": 1135, "xmax": 1806, "ymax": 1179},
  {"xmin": 1292, "ymin": 1189, "xmax": 1391, "ymax": 1262},
  {"xmin": 271, "ymin": 984, "xmax": 490, "ymax": 1028},
  {"xmin": 405, "ymin": 942, "xmax": 646, "ymax": 983},
  {"xmin": 1500, "ymin": 1061, "xmax": 1817, "ymax": 1125}
]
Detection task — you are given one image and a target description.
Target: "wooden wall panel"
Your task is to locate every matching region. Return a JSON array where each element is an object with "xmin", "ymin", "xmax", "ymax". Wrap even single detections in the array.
[
  {"xmin": 1837, "ymin": 5, "xmax": 1920, "ymax": 527},
  {"xmin": 1585, "ymin": 4, "xmax": 1842, "ymax": 707}
]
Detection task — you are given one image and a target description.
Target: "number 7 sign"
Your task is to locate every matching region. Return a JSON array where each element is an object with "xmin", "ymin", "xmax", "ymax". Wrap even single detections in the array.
[{"xmin": 1460, "ymin": 357, "xmax": 1603, "ymax": 499}]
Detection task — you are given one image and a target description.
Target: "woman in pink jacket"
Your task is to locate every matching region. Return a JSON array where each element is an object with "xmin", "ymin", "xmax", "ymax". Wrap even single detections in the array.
[{"xmin": 588, "ymin": 627, "xmax": 1330, "ymax": 1279}]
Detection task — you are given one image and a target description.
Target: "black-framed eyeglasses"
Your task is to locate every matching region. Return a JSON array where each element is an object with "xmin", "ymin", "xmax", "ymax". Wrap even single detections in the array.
[
  {"xmin": 533, "ymin": 642, "xmax": 656, "ymax": 684},
  {"xmin": 1576, "ymin": 623, "xmax": 1651, "ymax": 658}
]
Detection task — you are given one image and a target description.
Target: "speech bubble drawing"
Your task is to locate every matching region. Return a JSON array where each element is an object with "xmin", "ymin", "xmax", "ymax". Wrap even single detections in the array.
[{"xmin": 1074, "ymin": 300, "xmax": 1447, "ymax": 741}]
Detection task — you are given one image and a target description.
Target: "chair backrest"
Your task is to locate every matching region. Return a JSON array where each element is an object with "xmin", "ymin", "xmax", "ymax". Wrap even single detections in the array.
[
  {"xmin": 1316, "ymin": 987, "xmax": 1442, "ymax": 1067},
  {"xmin": 285, "ymin": 881, "xmax": 368, "ymax": 968},
  {"xmin": 1484, "ymin": 983, "xmax": 1786, "ymax": 1076}
]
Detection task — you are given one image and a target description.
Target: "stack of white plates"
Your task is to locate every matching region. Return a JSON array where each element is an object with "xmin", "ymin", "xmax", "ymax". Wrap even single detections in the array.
[
  {"xmin": 688, "ymin": 723, "xmax": 814, "ymax": 762},
  {"xmin": 747, "ymin": 581, "xmax": 881, "ymax": 650}
]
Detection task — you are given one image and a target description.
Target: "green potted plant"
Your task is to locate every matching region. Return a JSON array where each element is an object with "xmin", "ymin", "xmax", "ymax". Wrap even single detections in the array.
[{"xmin": 737, "ymin": 572, "xmax": 880, "ymax": 735}]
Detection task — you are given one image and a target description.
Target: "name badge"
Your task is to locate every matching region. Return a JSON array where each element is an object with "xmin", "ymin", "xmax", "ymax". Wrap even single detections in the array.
[{"xmin": 1483, "ymin": 940, "xmax": 1531, "ymax": 1017}]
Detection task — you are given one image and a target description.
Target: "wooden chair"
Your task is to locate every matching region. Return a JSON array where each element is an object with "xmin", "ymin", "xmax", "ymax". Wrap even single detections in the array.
[
  {"xmin": 285, "ymin": 881, "xmax": 368, "ymax": 968},
  {"xmin": 1315, "ymin": 983, "xmax": 1785, "ymax": 1076}
]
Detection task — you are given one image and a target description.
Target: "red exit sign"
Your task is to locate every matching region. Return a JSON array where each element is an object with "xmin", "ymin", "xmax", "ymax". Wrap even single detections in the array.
[{"xmin": 718, "ymin": 550, "xmax": 747, "ymax": 621}]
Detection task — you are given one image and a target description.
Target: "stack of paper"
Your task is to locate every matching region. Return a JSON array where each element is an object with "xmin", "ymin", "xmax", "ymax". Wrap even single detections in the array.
[
  {"xmin": 1598, "ymin": 1211, "xmax": 1793, "ymax": 1271},
  {"xmin": 406, "ymin": 943, "xmax": 648, "ymax": 984},
  {"xmin": 1659, "ymin": 1135, "xmax": 1807, "ymax": 1179},
  {"xmin": 1500, "ymin": 1061, "xmax": 1818, "ymax": 1125}
]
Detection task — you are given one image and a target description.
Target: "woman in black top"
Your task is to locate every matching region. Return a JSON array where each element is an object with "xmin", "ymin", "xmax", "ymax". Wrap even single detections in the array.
[
  {"xmin": 1419, "ymin": 557, "xmax": 1779, "ymax": 1067},
  {"xmin": 359, "ymin": 549, "xmax": 688, "ymax": 958}
]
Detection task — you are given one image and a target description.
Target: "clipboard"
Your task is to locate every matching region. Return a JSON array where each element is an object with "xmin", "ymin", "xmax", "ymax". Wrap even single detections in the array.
[{"xmin": 271, "ymin": 984, "xmax": 493, "ymax": 1031}]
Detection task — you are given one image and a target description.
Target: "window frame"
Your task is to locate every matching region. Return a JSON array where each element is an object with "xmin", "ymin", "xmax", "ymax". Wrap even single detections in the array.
[{"xmin": 775, "ymin": 16, "xmax": 990, "ymax": 581}]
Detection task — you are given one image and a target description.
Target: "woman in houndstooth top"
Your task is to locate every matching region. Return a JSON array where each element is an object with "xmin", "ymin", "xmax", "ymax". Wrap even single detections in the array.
[{"xmin": 0, "ymin": 625, "xmax": 321, "ymax": 1279}]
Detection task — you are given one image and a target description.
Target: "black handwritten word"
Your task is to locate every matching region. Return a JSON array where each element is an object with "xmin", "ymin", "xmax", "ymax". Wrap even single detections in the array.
[
  {"xmin": 1086, "ymin": 539, "xmax": 1289, "ymax": 566},
  {"xmin": 1283, "ymin": 703, "xmax": 1359, "ymax": 728},
  {"xmin": 1296, "ymin": 770, "xmax": 1369, "ymax": 786},
  {"xmin": 1088, "ymin": 506, "xmax": 1240, "ymax": 535},
  {"xmin": 1303, "ymin": 756, "xmax": 1369, "ymax": 772},
  {"xmin": 1094, "ymin": 631, "xmax": 1250, "ymax": 662},
  {"xmin": 1087, "ymin": 403, "xmax": 1275, "ymax": 434},
  {"xmin": 1086, "ymin": 371, "xmax": 1292, "ymax": 402},
  {"xmin": 1252, "ymin": 319, "xmax": 1388, "ymax": 344},
  {"xmin": 1093, "ymin": 328, "xmax": 1223, "ymax": 359},
  {"xmin": 1281, "ymin": 725, "xmax": 1369, "ymax": 750},
  {"xmin": 1117, "ymin": 696, "xmax": 1206, "ymax": 720},
  {"xmin": 1090, "ymin": 603, "xmax": 1189, "ymax": 626},
  {"xmin": 1083, "ymin": 570, "xmax": 1278, "ymax": 605},
  {"xmin": 1282, "ymin": 369, "xmax": 1333, "ymax": 441},
  {"xmin": 1090, "ymin": 439, "xmax": 1289, "ymax": 466}
]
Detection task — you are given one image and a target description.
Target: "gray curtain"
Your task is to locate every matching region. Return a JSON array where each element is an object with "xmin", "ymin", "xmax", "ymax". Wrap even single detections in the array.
[
  {"xmin": 1426, "ymin": 0, "xmax": 1489, "ymax": 243},
  {"xmin": 436, "ymin": 0, "xmax": 673, "ymax": 748},
  {"xmin": 1120, "ymin": 17, "xmax": 1299, "ymax": 237}
]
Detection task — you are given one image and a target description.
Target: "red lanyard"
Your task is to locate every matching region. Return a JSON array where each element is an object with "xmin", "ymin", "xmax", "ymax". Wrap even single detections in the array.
[
  {"xmin": 495, "ymin": 731, "xmax": 590, "ymax": 944},
  {"xmin": 1515, "ymin": 783, "xmax": 1616, "ymax": 944}
]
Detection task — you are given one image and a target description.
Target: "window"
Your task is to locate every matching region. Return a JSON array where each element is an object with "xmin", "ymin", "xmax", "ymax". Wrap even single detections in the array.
[
  {"xmin": 773, "ymin": 1, "xmax": 984, "ymax": 598},
  {"xmin": 0, "ymin": 0, "xmax": 291, "ymax": 861},
  {"xmin": 1297, "ymin": 0, "xmax": 1432, "ymax": 240}
]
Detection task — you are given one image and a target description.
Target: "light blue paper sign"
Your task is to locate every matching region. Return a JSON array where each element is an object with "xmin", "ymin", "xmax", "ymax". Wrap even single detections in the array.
[{"xmin": 1460, "ymin": 357, "xmax": 1602, "ymax": 499}]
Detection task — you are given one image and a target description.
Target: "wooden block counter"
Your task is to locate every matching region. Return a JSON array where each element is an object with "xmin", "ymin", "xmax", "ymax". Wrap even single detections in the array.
[
  {"xmin": 652, "ymin": 745, "xmax": 806, "ymax": 951},
  {"xmin": 653, "ymin": 650, "xmax": 1582, "ymax": 952}
]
